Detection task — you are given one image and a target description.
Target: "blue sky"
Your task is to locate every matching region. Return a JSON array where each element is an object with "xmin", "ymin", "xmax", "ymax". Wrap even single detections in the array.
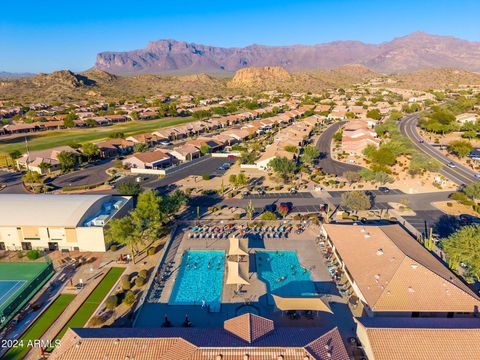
[{"xmin": 1, "ymin": 0, "xmax": 480, "ymax": 73}]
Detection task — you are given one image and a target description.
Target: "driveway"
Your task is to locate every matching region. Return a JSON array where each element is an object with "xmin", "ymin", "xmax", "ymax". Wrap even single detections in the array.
[
  {"xmin": 315, "ymin": 121, "xmax": 363, "ymax": 176},
  {"xmin": 399, "ymin": 114, "xmax": 477, "ymax": 185}
]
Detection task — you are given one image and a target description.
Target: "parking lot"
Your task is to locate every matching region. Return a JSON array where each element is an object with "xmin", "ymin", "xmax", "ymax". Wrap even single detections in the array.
[{"xmin": 244, "ymin": 192, "xmax": 313, "ymax": 199}]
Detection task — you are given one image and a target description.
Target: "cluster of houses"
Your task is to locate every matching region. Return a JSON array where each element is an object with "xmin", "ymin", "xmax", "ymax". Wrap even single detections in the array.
[
  {"xmin": 120, "ymin": 104, "xmax": 310, "ymax": 171},
  {"xmin": 255, "ymin": 113, "xmax": 321, "ymax": 170},
  {"xmin": 341, "ymin": 119, "xmax": 380, "ymax": 155},
  {"xmin": 15, "ymin": 101, "xmax": 306, "ymax": 174}
]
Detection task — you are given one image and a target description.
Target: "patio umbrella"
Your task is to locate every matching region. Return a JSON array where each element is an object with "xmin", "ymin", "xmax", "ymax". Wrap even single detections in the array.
[{"xmin": 226, "ymin": 260, "xmax": 250, "ymax": 292}]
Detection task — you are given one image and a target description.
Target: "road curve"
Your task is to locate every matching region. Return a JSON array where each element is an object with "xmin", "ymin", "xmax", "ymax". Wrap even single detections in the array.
[
  {"xmin": 316, "ymin": 121, "xmax": 363, "ymax": 176},
  {"xmin": 398, "ymin": 114, "xmax": 477, "ymax": 185}
]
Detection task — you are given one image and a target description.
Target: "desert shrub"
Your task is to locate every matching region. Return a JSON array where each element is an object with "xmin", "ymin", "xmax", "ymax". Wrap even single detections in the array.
[
  {"xmin": 138, "ymin": 269, "xmax": 148, "ymax": 279},
  {"xmin": 202, "ymin": 173, "xmax": 211, "ymax": 180},
  {"xmin": 89, "ymin": 315, "xmax": 104, "ymax": 326},
  {"xmin": 123, "ymin": 291, "xmax": 136, "ymax": 306},
  {"xmin": 135, "ymin": 277, "xmax": 146, "ymax": 287},
  {"xmin": 26, "ymin": 250, "xmax": 40, "ymax": 260},
  {"xmin": 120, "ymin": 275, "xmax": 131, "ymax": 291},
  {"xmin": 147, "ymin": 247, "xmax": 156, "ymax": 256},
  {"xmin": 105, "ymin": 295, "xmax": 118, "ymax": 310},
  {"xmin": 110, "ymin": 244, "xmax": 118, "ymax": 252}
]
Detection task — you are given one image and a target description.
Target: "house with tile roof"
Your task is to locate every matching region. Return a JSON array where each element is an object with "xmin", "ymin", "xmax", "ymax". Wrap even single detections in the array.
[
  {"xmin": 49, "ymin": 313, "xmax": 349, "ymax": 360},
  {"xmin": 321, "ymin": 223, "xmax": 480, "ymax": 317},
  {"xmin": 122, "ymin": 150, "xmax": 172, "ymax": 169},
  {"xmin": 355, "ymin": 317, "xmax": 480, "ymax": 360},
  {"xmin": 16, "ymin": 146, "xmax": 81, "ymax": 174}
]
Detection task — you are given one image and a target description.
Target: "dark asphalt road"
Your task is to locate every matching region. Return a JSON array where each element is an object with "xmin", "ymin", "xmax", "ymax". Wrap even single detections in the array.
[
  {"xmin": 399, "ymin": 114, "xmax": 477, "ymax": 185},
  {"xmin": 0, "ymin": 170, "xmax": 26, "ymax": 194},
  {"xmin": 49, "ymin": 158, "xmax": 116, "ymax": 188},
  {"xmin": 243, "ymin": 192, "xmax": 313, "ymax": 199},
  {"xmin": 315, "ymin": 121, "xmax": 363, "ymax": 176}
]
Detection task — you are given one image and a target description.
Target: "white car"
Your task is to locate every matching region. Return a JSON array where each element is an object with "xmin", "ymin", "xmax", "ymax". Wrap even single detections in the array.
[
  {"xmin": 475, "ymin": 173, "xmax": 480, "ymax": 179},
  {"xmin": 447, "ymin": 162, "xmax": 456, "ymax": 168}
]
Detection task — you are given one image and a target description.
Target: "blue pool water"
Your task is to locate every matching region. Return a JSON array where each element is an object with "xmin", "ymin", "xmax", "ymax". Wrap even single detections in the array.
[
  {"xmin": 169, "ymin": 250, "xmax": 225, "ymax": 312},
  {"xmin": 256, "ymin": 251, "xmax": 315, "ymax": 297}
]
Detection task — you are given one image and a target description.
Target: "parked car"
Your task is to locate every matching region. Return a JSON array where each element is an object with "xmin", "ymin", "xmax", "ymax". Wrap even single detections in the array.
[
  {"xmin": 279, "ymin": 202, "xmax": 292, "ymax": 211},
  {"xmin": 159, "ymin": 141, "xmax": 171, "ymax": 146},
  {"xmin": 459, "ymin": 214, "xmax": 480, "ymax": 225},
  {"xmin": 289, "ymin": 188, "xmax": 298, "ymax": 194},
  {"xmin": 378, "ymin": 186, "xmax": 390, "ymax": 193}
]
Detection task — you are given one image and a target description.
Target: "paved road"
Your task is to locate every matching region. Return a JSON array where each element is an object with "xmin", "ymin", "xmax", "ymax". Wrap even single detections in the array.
[
  {"xmin": 316, "ymin": 121, "xmax": 363, "ymax": 176},
  {"xmin": 49, "ymin": 158, "xmax": 116, "ymax": 188},
  {"xmin": 399, "ymin": 114, "xmax": 477, "ymax": 185},
  {"xmin": 328, "ymin": 188, "xmax": 404, "ymax": 198},
  {"xmin": 0, "ymin": 170, "xmax": 27, "ymax": 194}
]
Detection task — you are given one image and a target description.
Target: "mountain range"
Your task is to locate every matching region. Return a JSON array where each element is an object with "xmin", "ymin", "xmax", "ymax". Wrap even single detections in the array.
[{"xmin": 94, "ymin": 32, "xmax": 480, "ymax": 75}]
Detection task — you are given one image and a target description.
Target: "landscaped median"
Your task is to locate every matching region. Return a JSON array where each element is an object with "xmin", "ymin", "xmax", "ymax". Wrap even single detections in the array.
[
  {"xmin": 46, "ymin": 267, "xmax": 125, "ymax": 353},
  {"xmin": 3, "ymin": 294, "xmax": 76, "ymax": 360}
]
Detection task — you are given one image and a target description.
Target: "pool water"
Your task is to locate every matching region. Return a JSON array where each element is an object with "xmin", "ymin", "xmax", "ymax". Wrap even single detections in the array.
[
  {"xmin": 169, "ymin": 250, "xmax": 225, "ymax": 312},
  {"xmin": 256, "ymin": 251, "xmax": 315, "ymax": 297}
]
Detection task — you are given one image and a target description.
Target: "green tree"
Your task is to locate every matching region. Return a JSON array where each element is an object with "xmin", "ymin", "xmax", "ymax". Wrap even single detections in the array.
[
  {"xmin": 22, "ymin": 171, "xmax": 43, "ymax": 184},
  {"xmin": 57, "ymin": 151, "xmax": 78, "ymax": 172},
  {"xmin": 447, "ymin": 140, "xmax": 473, "ymax": 158},
  {"xmin": 441, "ymin": 225, "xmax": 480, "ymax": 281},
  {"xmin": 366, "ymin": 109, "xmax": 382, "ymax": 120},
  {"xmin": 301, "ymin": 145, "xmax": 320, "ymax": 165},
  {"xmin": 63, "ymin": 113, "xmax": 78, "ymax": 128},
  {"xmin": 269, "ymin": 157, "xmax": 298, "ymax": 181},
  {"xmin": 200, "ymin": 144, "xmax": 210, "ymax": 155},
  {"xmin": 130, "ymin": 111, "xmax": 139, "ymax": 120},
  {"xmin": 260, "ymin": 211, "xmax": 277, "ymax": 220},
  {"xmin": 340, "ymin": 191, "xmax": 372, "ymax": 212},
  {"xmin": 237, "ymin": 173, "xmax": 247, "ymax": 186},
  {"xmin": 118, "ymin": 182, "xmax": 143, "ymax": 196},
  {"xmin": 82, "ymin": 143, "xmax": 99, "ymax": 161},
  {"xmin": 85, "ymin": 118, "xmax": 97, "ymax": 127},
  {"xmin": 134, "ymin": 143, "xmax": 148, "ymax": 153},
  {"xmin": 9, "ymin": 150, "xmax": 22, "ymax": 160},
  {"xmin": 246, "ymin": 200, "xmax": 254, "ymax": 220},
  {"xmin": 229, "ymin": 174, "xmax": 238, "ymax": 188},
  {"xmin": 464, "ymin": 182, "xmax": 480, "ymax": 200},
  {"xmin": 107, "ymin": 216, "xmax": 138, "ymax": 262},
  {"xmin": 38, "ymin": 162, "xmax": 52, "ymax": 174}
]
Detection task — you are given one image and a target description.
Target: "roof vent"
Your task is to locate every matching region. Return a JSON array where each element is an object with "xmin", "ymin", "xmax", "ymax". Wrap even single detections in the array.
[
  {"xmin": 244, "ymin": 355, "xmax": 249, "ymax": 360},
  {"xmin": 216, "ymin": 356, "xmax": 223, "ymax": 360},
  {"xmin": 364, "ymin": 233, "xmax": 371, "ymax": 238},
  {"xmin": 411, "ymin": 263, "xmax": 418, "ymax": 269},
  {"xmin": 114, "ymin": 339, "xmax": 120, "ymax": 345},
  {"xmin": 408, "ymin": 287, "xmax": 415, "ymax": 293},
  {"xmin": 374, "ymin": 274, "xmax": 381, "ymax": 281},
  {"xmin": 376, "ymin": 248, "xmax": 384, "ymax": 256}
]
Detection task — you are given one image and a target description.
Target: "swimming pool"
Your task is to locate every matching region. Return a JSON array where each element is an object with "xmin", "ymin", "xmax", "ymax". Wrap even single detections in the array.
[
  {"xmin": 256, "ymin": 251, "xmax": 315, "ymax": 298},
  {"xmin": 169, "ymin": 250, "xmax": 225, "ymax": 312}
]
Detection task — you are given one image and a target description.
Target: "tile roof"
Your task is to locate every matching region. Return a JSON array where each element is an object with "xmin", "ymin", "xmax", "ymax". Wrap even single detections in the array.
[
  {"xmin": 356, "ymin": 317, "xmax": 480, "ymax": 360},
  {"xmin": 323, "ymin": 223, "xmax": 480, "ymax": 312},
  {"xmin": 50, "ymin": 314, "xmax": 349, "ymax": 360},
  {"xmin": 224, "ymin": 313, "xmax": 274, "ymax": 343}
]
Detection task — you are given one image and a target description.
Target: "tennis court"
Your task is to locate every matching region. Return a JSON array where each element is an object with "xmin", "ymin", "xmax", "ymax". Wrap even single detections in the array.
[
  {"xmin": 0, "ymin": 280, "xmax": 27, "ymax": 308},
  {"xmin": 0, "ymin": 262, "xmax": 54, "ymax": 329}
]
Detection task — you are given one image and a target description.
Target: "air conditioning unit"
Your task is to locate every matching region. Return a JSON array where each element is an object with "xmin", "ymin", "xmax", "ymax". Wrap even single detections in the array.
[{"xmin": 92, "ymin": 215, "xmax": 109, "ymax": 226}]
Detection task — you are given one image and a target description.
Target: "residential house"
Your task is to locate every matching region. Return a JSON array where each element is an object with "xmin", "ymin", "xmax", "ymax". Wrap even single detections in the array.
[
  {"xmin": 16, "ymin": 146, "xmax": 81, "ymax": 174},
  {"xmin": 122, "ymin": 150, "xmax": 172, "ymax": 169},
  {"xmin": 321, "ymin": 223, "xmax": 480, "ymax": 317},
  {"xmin": 96, "ymin": 139, "xmax": 134, "ymax": 158},
  {"xmin": 125, "ymin": 133, "xmax": 161, "ymax": 147},
  {"xmin": 168, "ymin": 144, "xmax": 201, "ymax": 162},
  {"xmin": 456, "ymin": 112, "xmax": 479, "ymax": 124}
]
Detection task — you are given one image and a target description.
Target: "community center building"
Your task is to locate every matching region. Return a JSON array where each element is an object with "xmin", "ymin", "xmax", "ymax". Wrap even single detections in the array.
[{"xmin": 0, "ymin": 194, "xmax": 133, "ymax": 252}]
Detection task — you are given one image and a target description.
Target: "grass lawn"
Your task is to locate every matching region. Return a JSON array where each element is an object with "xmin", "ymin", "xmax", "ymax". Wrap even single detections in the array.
[
  {"xmin": 3, "ymin": 294, "xmax": 75, "ymax": 360},
  {"xmin": 47, "ymin": 267, "xmax": 125, "ymax": 351},
  {"xmin": 0, "ymin": 116, "xmax": 194, "ymax": 154}
]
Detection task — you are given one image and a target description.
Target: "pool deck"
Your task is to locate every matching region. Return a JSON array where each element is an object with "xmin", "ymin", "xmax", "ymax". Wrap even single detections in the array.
[{"xmin": 135, "ymin": 222, "xmax": 357, "ymax": 342}]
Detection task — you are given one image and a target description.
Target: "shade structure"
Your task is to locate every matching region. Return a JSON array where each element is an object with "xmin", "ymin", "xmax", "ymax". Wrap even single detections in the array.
[
  {"xmin": 228, "ymin": 235, "xmax": 248, "ymax": 257},
  {"xmin": 272, "ymin": 294, "xmax": 333, "ymax": 313},
  {"xmin": 226, "ymin": 260, "xmax": 250, "ymax": 286}
]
